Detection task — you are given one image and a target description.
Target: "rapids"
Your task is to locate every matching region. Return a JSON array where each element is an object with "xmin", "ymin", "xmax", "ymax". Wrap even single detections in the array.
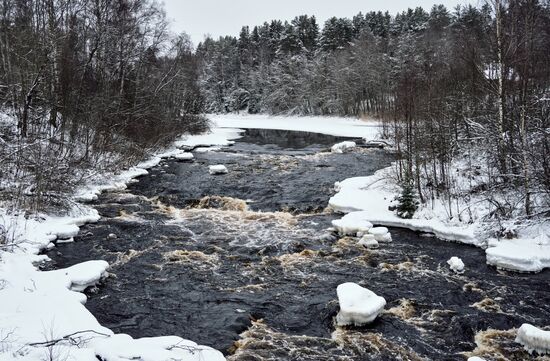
[{"xmin": 47, "ymin": 128, "xmax": 550, "ymax": 360}]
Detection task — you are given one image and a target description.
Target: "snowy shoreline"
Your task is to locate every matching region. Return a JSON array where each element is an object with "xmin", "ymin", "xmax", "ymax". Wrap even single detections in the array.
[{"xmin": 0, "ymin": 128, "xmax": 245, "ymax": 361}]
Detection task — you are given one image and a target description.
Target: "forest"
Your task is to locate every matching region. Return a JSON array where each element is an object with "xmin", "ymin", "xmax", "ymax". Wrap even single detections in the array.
[
  {"xmin": 197, "ymin": 1, "xmax": 550, "ymax": 222},
  {"xmin": 0, "ymin": 0, "xmax": 205, "ymax": 210}
]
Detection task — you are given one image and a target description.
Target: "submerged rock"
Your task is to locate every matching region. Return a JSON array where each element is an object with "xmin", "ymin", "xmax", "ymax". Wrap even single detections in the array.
[
  {"xmin": 516, "ymin": 323, "xmax": 550, "ymax": 355},
  {"xmin": 336, "ymin": 282, "xmax": 386, "ymax": 326}
]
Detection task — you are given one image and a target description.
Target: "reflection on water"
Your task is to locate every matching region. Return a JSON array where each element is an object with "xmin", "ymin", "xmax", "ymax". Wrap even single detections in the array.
[{"xmin": 48, "ymin": 129, "xmax": 550, "ymax": 360}]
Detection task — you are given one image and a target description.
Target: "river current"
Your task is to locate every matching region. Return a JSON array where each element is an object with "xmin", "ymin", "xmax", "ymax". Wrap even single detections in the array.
[{"xmin": 47, "ymin": 128, "xmax": 549, "ymax": 360}]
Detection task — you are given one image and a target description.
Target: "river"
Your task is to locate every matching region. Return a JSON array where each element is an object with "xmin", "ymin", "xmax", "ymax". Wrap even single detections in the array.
[{"xmin": 47, "ymin": 128, "xmax": 549, "ymax": 360}]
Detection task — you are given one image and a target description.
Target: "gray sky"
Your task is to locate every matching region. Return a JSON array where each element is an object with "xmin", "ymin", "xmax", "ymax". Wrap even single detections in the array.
[{"xmin": 163, "ymin": 0, "xmax": 477, "ymax": 46}]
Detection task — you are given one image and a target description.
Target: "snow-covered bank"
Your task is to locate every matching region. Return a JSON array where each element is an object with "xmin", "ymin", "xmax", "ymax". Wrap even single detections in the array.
[
  {"xmin": 328, "ymin": 163, "xmax": 550, "ymax": 273},
  {"xmin": 328, "ymin": 166, "xmax": 480, "ymax": 246},
  {"xmin": 210, "ymin": 113, "xmax": 381, "ymax": 140},
  {"xmin": 0, "ymin": 128, "xmax": 242, "ymax": 361}
]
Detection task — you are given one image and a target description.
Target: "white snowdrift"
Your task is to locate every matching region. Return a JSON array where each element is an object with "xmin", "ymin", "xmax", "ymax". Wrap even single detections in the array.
[
  {"xmin": 0, "ymin": 127, "xmax": 240, "ymax": 361},
  {"xmin": 336, "ymin": 282, "xmax": 386, "ymax": 326},
  {"xmin": 486, "ymin": 236, "xmax": 550, "ymax": 273},
  {"xmin": 209, "ymin": 165, "xmax": 228, "ymax": 175},
  {"xmin": 210, "ymin": 113, "xmax": 381, "ymax": 140},
  {"xmin": 447, "ymin": 256, "xmax": 465, "ymax": 274},
  {"xmin": 331, "ymin": 141, "xmax": 356, "ymax": 153},
  {"xmin": 516, "ymin": 323, "xmax": 550, "ymax": 355}
]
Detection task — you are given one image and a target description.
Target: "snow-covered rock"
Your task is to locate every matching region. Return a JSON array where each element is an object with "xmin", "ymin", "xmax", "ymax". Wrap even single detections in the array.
[
  {"xmin": 447, "ymin": 256, "xmax": 465, "ymax": 273},
  {"xmin": 358, "ymin": 235, "xmax": 379, "ymax": 249},
  {"xmin": 336, "ymin": 282, "xmax": 386, "ymax": 326},
  {"xmin": 332, "ymin": 212, "xmax": 373, "ymax": 236},
  {"xmin": 368, "ymin": 227, "xmax": 392, "ymax": 242},
  {"xmin": 468, "ymin": 357, "xmax": 487, "ymax": 361},
  {"xmin": 331, "ymin": 141, "xmax": 356, "ymax": 153},
  {"xmin": 516, "ymin": 324, "xmax": 550, "ymax": 355},
  {"xmin": 209, "ymin": 165, "xmax": 228, "ymax": 175},
  {"xmin": 175, "ymin": 152, "xmax": 194, "ymax": 161}
]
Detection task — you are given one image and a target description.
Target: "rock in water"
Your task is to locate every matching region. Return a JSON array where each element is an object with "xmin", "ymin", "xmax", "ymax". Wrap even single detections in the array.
[
  {"xmin": 447, "ymin": 256, "xmax": 465, "ymax": 273},
  {"xmin": 336, "ymin": 282, "xmax": 386, "ymax": 326},
  {"xmin": 332, "ymin": 212, "xmax": 373, "ymax": 236},
  {"xmin": 331, "ymin": 141, "xmax": 356, "ymax": 153},
  {"xmin": 368, "ymin": 227, "xmax": 392, "ymax": 242},
  {"xmin": 175, "ymin": 152, "xmax": 194, "ymax": 161},
  {"xmin": 358, "ymin": 234, "xmax": 379, "ymax": 249},
  {"xmin": 209, "ymin": 165, "xmax": 228, "ymax": 175},
  {"xmin": 516, "ymin": 323, "xmax": 550, "ymax": 355}
]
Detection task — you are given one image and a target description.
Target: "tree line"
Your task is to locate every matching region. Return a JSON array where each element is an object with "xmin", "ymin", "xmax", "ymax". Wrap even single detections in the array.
[
  {"xmin": 198, "ymin": 1, "xmax": 550, "ymax": 221},
  {"xmin": 0, "ymin": 0, "xmax": 205, "ymax": 210}
]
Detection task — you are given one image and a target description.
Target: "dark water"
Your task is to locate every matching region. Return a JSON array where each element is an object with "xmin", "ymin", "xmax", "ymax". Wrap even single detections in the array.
[{"xmin": 48, "ymin": 128, "xmax": 550, "ymax": 361}]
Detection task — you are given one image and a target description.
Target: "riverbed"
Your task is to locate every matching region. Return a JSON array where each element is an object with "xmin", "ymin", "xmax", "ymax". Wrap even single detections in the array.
[{"xmin": 47, "ymin": 128, "xmax": 549, "ymax": 360}]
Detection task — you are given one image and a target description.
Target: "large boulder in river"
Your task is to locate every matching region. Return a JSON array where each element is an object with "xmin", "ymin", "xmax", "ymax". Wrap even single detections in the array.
[{"xmin": 336, "ymin": 282, "xmax": 386, "ymax": 326}]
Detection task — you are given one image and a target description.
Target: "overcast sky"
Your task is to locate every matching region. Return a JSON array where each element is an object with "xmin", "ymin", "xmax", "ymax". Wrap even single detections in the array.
[{"xmin": 162, "ymin": 0, "xmax": 477, "ymax": 46}]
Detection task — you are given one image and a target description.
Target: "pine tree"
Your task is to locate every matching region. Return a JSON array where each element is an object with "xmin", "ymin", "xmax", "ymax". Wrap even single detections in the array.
[{"xmin": 396, "ymin": 180, "xmax": 418, "ymax": 219}]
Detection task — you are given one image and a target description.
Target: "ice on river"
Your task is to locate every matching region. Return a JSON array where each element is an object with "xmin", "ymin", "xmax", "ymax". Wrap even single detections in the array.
[
  {"xmin": 336, "ymin": 282, "xmax": 386, "ymax": 326},
  {"xmin": 516, "ymin": 323, "xmax": 550, "ymax": 355}
]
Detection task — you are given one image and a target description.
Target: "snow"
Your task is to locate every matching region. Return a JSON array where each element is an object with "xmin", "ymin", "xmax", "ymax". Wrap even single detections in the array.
[
  {"xmin": 486, "ymin": 235, "xmax": 550, "ymax": 273},
  {"xmin": 329, "ymin": 166, "xmax": 480, "ymax": 246},
  {"xmin": 467, "ymin": 358, "xmax": 486, "ymax": 361},
  {"xmin": 336, "ymin": 282, "xmax": 386, "ymax": 326},
  {"xmin": 516, "ymin": 324, "xmax": 550, "ymax": 355},
  {"xmin": 176, "ymin": 127, "xmax": 243, "ymax": 148},
  {"xmin": 368, "ymin": 227, "xmax": 392, "ymax": 242},
  {"xmin": 331, "ymin": 141, "xmax": 356, "ymax": 153},
  {"xmin": 210, "ymin": 113, "xmax": 381, "ymax": 140},
  {"xmin": 447, "ymin": 256, "xmax": 465, "ymax": 274},
  {"xmin": 209, "ymin": 165, "xmax": 228, "ymax": 175},
  {"xmin": 175, "ymin": 152, "xmax": 194, "ymax": 161},
  {"xmin": 358, "ymin": 235, "xmax": 379, "ymax": 249},
  {"xmin": 331, "ymin": 212, "xmax": 373, "ymax": 236}
]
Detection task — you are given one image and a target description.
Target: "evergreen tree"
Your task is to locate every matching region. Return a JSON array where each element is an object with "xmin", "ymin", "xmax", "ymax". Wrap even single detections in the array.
[{"xmin": 396, "ymin": 179, "xmax": 418, "ymax": 219}]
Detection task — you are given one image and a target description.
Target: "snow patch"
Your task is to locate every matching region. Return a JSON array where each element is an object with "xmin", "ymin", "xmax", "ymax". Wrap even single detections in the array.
[{"xmin": 485, "ymin": 234, "xmax": 550, "ymax": 273}]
